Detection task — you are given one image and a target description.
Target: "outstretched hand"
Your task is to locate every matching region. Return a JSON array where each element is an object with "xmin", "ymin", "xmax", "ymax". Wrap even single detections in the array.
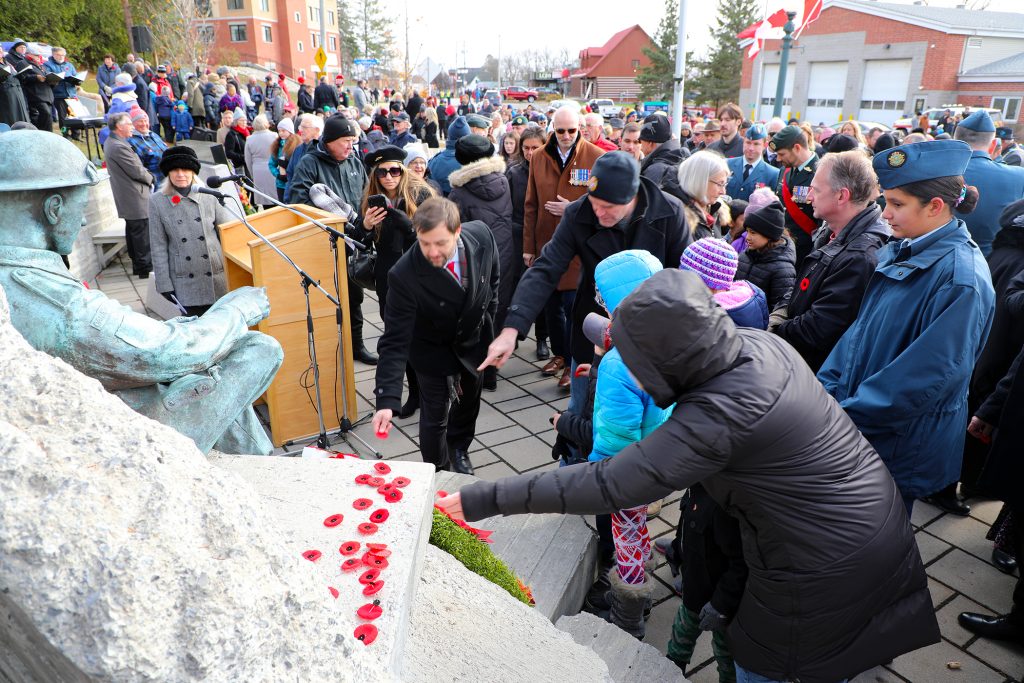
[
  {"xmin": 435, "ymin": 491, "xmax": 465, "ymax": 521},
  {"xmin": 478, "ymin": 327, "xmax": 519, "ymax": 371}
]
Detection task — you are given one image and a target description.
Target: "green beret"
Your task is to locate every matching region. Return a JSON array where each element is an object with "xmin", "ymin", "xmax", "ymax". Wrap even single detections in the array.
[
  {"xmin": 767, "ymin": 125, "xmax": 804, "ymax": 152},
  {"xmin": 466, "ymin": 114, "xmax": 491, "ymax": 129}
]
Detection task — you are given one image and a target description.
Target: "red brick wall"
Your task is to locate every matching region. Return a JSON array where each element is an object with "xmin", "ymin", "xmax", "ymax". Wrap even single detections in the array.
[
  {"xmin": 588, "ymin": 28, "xmax": 654, "ymax": 78},
  {"xmin": 741, "ymin": 54, "xmax": 753, "ymax": 89}
]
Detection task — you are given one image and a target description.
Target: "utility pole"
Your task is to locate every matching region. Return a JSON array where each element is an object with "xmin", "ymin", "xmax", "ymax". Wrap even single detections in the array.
[
  {"xmin": 403, "ymin": 0, "xmax": 410, "ymax": 90},
  {"xmin": 497, "ymin": 35, "xmax": 501, "ymax": 91},
  {"xmin": 772, "ymin": 12, "xmax": 796, "ymax": 119},
  {"xmin": 123, "ymin": 0, "xmax": 135, "ymax": 53},
  {"xmin": 670, "ymin": 0, "xmax": 687, "ymax": 139},
  {"xmin": 320, "ymin": 0, "xmax": 326, "ymax": 69}
]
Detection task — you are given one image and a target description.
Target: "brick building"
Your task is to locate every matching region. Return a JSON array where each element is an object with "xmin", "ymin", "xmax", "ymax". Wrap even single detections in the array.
[
  {"xmin": 738, "ymin": 0, "xmax": 1024, "ymax": 127},
  {"xmin": 200, "ymin": 0, "xmax": 343, "ymax": 80},
  {"xmin": 569, "ymin": 25, "xmax": 655, "ymax": 100}
]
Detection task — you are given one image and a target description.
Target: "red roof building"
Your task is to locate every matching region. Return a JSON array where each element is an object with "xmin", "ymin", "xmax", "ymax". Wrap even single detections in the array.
[{"xmin": 570, "ymin": 25, "xmax": 656, "ymax": 100}]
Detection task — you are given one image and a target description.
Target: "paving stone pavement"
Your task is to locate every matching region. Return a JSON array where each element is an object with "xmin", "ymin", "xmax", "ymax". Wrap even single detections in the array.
[{"xmin": 94, "ymin": 254, "xmax": 1024, "ymax": 683}]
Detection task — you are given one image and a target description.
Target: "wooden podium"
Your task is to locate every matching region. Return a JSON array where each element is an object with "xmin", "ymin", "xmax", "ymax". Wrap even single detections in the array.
[{"xmin": 219, "ymin": 205, "xmax": 358, "ymax": 447}]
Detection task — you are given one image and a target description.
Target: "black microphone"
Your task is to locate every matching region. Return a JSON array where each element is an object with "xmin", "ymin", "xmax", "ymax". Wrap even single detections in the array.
[
  {"xmin": 196, "ymin": 186, "xmax": 229, "ymax": 200},
  {"xmin": 205, "ymin": 173, "xmax": 246, "ymax": 188}
]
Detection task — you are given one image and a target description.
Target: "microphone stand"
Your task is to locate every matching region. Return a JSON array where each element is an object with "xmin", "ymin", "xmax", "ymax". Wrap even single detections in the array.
[
  {"xmin": 237, "ymin": 180, "xmax": 381, "ymax": 459},
  {"xmin": 214, "ymin": 190, "xmax": 338, "ymax": 451}
]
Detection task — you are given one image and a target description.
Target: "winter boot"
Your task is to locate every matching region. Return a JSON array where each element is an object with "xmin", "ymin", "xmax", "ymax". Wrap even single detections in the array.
[
  {"xmin": 583, "ymin": 563, "xmax": 613, "ymax": 614},
  {"xmin": 603, "ymin": 568, "xmax": 655, "ymax": 640}
]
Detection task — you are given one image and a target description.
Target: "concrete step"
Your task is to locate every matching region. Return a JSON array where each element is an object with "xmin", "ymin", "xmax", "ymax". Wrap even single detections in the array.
[
  {"xmin": 433, "ymin": 471, "xmax": 598, "ymax": 623},
  {"xmin": 210, "ymin": 454, "xmax": 436, "ymax": 680},
  {"xmin": 556, "ymin": 612, "xmax": 689, "ymax": 683}
]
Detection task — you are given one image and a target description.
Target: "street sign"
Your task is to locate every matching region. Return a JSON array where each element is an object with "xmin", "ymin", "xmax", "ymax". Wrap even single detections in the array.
[
  {"xmin": 354, "ymin": 58, "xmax": 379, "ymax": 66},
  {"xmin": 314, "ymin": 46, "xmax": 328, "ymax": 73}
]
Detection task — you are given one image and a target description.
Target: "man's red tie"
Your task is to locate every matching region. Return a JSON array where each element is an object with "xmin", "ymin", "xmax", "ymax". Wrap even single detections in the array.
[{"xmin": 446, "ymin": 261, "xmax": 457, "ymax": 279}]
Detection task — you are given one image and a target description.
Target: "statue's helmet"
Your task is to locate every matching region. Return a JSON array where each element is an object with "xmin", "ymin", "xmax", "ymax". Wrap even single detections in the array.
[{"xmin": 0, "ymin": 130, "xmax": 100, "ymax": 192}]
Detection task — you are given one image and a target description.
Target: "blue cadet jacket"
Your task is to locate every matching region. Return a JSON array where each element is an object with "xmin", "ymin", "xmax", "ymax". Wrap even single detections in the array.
[{"xmin": 726, "ymin": 156, "xmax": 780, "ymax": 202}]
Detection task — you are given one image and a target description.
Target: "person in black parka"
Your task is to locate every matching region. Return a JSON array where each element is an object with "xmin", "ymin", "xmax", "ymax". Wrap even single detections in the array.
[
  {"xmin": 736, "ymin": 203, "xmax": 797, "ymax": 310},
  {"xmin": 449, "ymin": 268, "xmax": 940, "ymax": 683}
]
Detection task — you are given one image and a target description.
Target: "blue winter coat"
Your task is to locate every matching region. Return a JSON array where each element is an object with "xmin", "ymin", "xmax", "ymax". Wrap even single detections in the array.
[
  {"xmin": 818, "ymin": 218, "xmax": 995, "ymax": 497},
  {"xmin": 590, "ymin": 250, "xmax": 673, "ymax": 461},
  {"xmin": 956, "ymin": 150, "xmax": 1024, "ymax": 257},
  {"xmin": 43, "ymin": 56, "xmax": 78, "ymax": 100},
  {"xmin": 155, "ymin": 94, "xmax": 174, "ymax": 120},
  {"xmin": 726, "ymin": 157, "xmax": 779, "ymax": 202},
  {"xmin": 171, "ymin": 107, "xmax": 193, "ymax": 133},
  {"xmin": 714, "ymin": 280, "xmax": 769, "ymax": 330}
]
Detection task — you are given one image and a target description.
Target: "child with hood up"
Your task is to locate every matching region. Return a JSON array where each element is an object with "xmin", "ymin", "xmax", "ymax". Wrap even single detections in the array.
[
  {"xmin": 589, "ymin": 249, "xmax": 674, "ymax": 640},
  {"xmin": 171, "ymin": 100, "xmax": 194, "ymax": 141}
]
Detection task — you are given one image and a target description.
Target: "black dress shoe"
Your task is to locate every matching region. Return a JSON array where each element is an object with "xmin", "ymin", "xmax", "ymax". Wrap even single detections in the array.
[
  {"xmin": 922, "ymin": 492, "xmax": 971, "ymax": 516},
  {"xmin": 451, "ymin": 449, "xmax": 474, "ymax": 475},
  {"xmin": 398, "ymin": 396, "xmax": 419, "ymax": 419},
  {"xmin": 354, "ymin": 345, "xmax": 378, "ymax": 365},
  {"xmin": 992, "ymin": 548, "xmax": 1018, "ymax": 575},
  {"xmin": 958, "ymin": 612, "xmax": 1024, "ymax": 644},
  {"xmin": 536, "ymin": 339, "xmax": 550, "ymax": 361}
]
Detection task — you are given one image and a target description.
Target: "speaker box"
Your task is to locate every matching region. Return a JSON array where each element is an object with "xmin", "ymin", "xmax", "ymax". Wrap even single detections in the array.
[{"xmin": 131, "ymin": 25, "xmax": 153, "ymax": 53}]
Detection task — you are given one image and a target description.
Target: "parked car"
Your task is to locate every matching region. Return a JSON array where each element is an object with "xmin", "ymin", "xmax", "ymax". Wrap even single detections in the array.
[
  {"xmin": 829, "ymin": 121, "xmax": 892, "ymax": 135},
  {"xmin": 483, "ymin": 89, "xmax": 502, "ymax": 107},
  {"xmin": 549, "ymin": 99, "xmax": 583, "ymax": 113},
  {"xmin": 535, "ymin": 86, "xmax": 561, "ymax": 97},
  {"xmin": 501, "ymin": 86, "xmax": 538, "ymax": 102},
  {"xmin": 588, "ymin": 99, "xmax": 622, "ymax": 119},
  {"xmin": 893, "ymin": 106, "xmax": 1002, "ymax": 132}
]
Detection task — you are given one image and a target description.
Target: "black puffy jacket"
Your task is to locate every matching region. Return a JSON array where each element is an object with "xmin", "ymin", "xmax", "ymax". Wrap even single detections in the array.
[
  {"xmin": 639, "ymin": 137, "xmax": 688, "ymax": 188},
  {"xmin": 736, "ymin": 236, "xmax": 797, "ymax": 310},
  {"xmin": 460, "ymin": 269, "xmax": 939, "ymax": 683}
]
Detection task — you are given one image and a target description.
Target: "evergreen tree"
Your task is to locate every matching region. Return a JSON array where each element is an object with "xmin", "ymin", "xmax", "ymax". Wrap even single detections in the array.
[
  {"xmin": 337, "ymin": 0, "xmax": 394, "ymax": 76},
  {"xmin": 0, "ymin": 0, "xmax": 127, "ymax": 68},
  {"xmin": 689, "ymin": 0, "xmax": 758, "ymax": 107},
  {"xmin": 635, "ymin": 0, "xmax": 677, "ymax": 102}
]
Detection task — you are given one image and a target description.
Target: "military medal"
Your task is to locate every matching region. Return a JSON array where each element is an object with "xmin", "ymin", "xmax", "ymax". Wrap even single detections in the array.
[{"xmin": 570, "ymin": 168, "xmax": 591, "ymax": 186}]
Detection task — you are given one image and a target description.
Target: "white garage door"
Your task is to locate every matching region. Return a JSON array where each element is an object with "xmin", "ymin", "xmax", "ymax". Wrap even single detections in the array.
[
  {"xmin": 805, "ymin": 62, "xmax": 848, "ymax": 125},
  {"xmin": 758, "ymin": 63, "xmax": 795, "ymax": 122},
  {"xmin": 858, "ymin": 59, "xmax": 912, "ymax": 126}
]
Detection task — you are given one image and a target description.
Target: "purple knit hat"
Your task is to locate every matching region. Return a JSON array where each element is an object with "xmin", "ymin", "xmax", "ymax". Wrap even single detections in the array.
[{"xmin": 679, "ymin": 237, "xmax": 738, "ymax": 291}]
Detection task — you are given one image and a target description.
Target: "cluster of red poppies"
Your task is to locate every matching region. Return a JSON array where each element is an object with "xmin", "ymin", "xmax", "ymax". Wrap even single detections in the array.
[{"xmin": 300, "ymin": 461, "xmax": 411, "ymax": 647}]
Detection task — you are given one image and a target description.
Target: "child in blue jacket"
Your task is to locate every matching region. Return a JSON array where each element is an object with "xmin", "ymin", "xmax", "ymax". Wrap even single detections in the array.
[
  {"xmin": 590, "ymin": 249, "xmax": 674, "ymax": 639},
  {"xmin": 171, "ymin": 100, "xmax": 194, "ymax": 142},
  {"xmin": 154, "ymin": 86, "xmax": 176, "ymax": 143}
]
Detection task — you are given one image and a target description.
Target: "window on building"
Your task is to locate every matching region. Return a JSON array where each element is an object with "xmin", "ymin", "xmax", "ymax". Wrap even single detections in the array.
[
  {"xmin": 229, "ymin": 24, "xmax": 247, "ymax": 42},
  {"xmin": 309, "ymin": 6, "xmax": 320, "ymax": 23},
  {"xmin": 311, "ymin": 32, "xmax": 318, "ymax": 48},
  {"xmin": 297, "ymin": 40, "xmax": 304, "ymax": 52},
  {"xmin": 329, "ymin": 35, "xmax": 336, "ymax": 51},
  {"xmin": 259, "ymin": 0, "xmax": 268, "ymax": 10},
  {"xmin": 262, "ymin": 25, "xmax": 272, "ymax": 42},
  {"xmin": 993, "ymin": 96, "xmax": 1022, "ymax": 122},
  {"xmin": 197, "ymin": 25, "xmax": 214, "ymax": 42},
  {"xmin": 327, "ymin": 10, "xmax": 334, "ymax": 25},
  {"xmin": 631, "ymin": 59, "xmax": 640, "ymax": 70},
  {"xmin": 226, "ymin": 0, "xmax": 243, "ymax": 9},
  {"xmin": 967, "ymin": 37, "xmax": 983, "ymax": 48},
  {"xmin": 294, "ymin": 11, "xmax": 300, "ymax": 22},
  {"xmin": 300, "ymin": 68, "xmax": 306, "ymax": 78}
]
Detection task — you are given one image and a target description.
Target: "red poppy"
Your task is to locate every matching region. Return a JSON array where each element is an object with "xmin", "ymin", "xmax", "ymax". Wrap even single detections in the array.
[
  {"xmin": 799, "ymin": 277, "xmax": 810, "ymax": 291},
  {"xmin": 323, "ymin": 514, "xmax": 344, "ymax": 528},
  {"xmin": 362, "ymin": 553, "xmax": 388, "ymax": 570},
  {"xmin": 369, "ymin": 509, "xmax": 389, "ymax": 524},
  {"xmin": 359, "ymin": 568, "xmax": 381, "ymax": 584},
  {"xmin": 358, "ymin": 522, "xmax": 379, "ymax": 535},
  {"xmin": 353, "ymin": 498, "xmax": 373, "ymax": 510},
  {"xmin": 354, "ymin": 474, "xmax": 372, "ymax": 485},
  {"xmin": 368, "ymin": 547, "xmax": 391, "ymax": 558},
  {"xmin": 391, "ymin": 477, "xmax": 411, "ymax": 488},
  {"xmin": 383, "ymin": 489, "xmax": 403, "ymax": 503},
  {"xmin": 357, "ymin": 600, "xmax": 383, "ymax": 620},
  {"xmin": 366, "ymin": 542, "xmax": 389, "ymax": 551},
  {"xmin": 377, "ymin": 483, "xmax": 395, "ymax": 495},
  {"xmin": 340, "ymin": 541, "xmax": 360, "ymax": 556},
  {"xmin": 373, "ymin": 462, "xmax": 392, "ymax": 475},
  {"xmin": 171, "ymin": 195, "xmax": 181, "ymax": 205},
  {"xmin": 353, "ymin": 623, "xmax": 378, "ymax": 645},
  {"xmin": 328, "ymin": 586, "xmax": 340, "ymax": 599},
  {"xmin": 302, "ymin": 549, "xmax": 322, "ymax": 562},
  {"xmin": 362, "ymin": 580, "xmax": 385, "ymax": 596},
  {"xmin": 368, "ymin": 477, "xmax": 386, "ymax": 487},
  {"xmin": 341, "ymin": 558, "xmax": 362, "ymax": 571}
]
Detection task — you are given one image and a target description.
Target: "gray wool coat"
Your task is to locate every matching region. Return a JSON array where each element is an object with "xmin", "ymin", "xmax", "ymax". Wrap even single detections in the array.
[
  {"xmin": 148, "ymin": 182, "xmax": 237, "ymax": 307},
  {"xmin": 103, "ymin": 133, "xmax": 154, "ymax": 221}
]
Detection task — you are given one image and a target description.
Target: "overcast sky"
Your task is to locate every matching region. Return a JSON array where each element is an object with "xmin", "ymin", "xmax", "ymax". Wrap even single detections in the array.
[{"xmin": 405, "ymin": 0, "xmax": 1021, "ymax": 79}]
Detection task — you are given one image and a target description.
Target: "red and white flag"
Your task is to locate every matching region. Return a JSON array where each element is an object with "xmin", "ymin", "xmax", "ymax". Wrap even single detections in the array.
[
  {"xmin": 739, "ymin": 8, "xmax": 789, "ymax": 59},
  {"xmin": 795, "ymin": 0, "xmax": 823, "ymax": 37}
]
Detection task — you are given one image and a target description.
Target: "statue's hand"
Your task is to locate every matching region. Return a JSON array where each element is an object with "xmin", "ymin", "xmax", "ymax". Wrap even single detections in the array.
[{"xmin": 217, "ymin": 286, "xmax": 271, "ymax": 326}]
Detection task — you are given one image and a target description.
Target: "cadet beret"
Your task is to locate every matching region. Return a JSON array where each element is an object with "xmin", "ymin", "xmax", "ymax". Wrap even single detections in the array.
[
  {"xmin": 466, "ymin": 114, "xmax": 491, "ymax": 130},
  {"xmin": 587, "ymin": 151, "xmax": 640, "ymax": 204},
  {"xmin": 745, "ymin": 123, "xmax": 767, "ymax": 141},
  {"xmin": 767, "ymin": 125, "xmax": 805, "ymax": 151},
  {"xmin": 511, "ymin": 115, "xmax": 527, "ymax": 126},
  {"xmin": 996, "ymin": 126, "xmax": 1015, "ymax": 141},
  {"xmin": 639, "ymin": 114, "xmax": 671, "ymax": 143},
  {"xmin": 364, "ymin": 145, "xmax": 406, "ymax": 170},
  {"xmin": 159, "ymin": 145, "xmax": 201, "ymax": 175},
  {"xmin": 455, "ymin": 134, "xmax": 494, "ymax": 165},
  {"xmin": 959, "ymin": 110, "xmax": 995, "ymax": 134},
  {"xmin": 872, "ymin": 139, "xmax": 972, "ymax": 190}
]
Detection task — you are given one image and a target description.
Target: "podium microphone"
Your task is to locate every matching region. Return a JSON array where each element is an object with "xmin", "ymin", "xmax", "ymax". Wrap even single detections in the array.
[
  {"xmin": 205, "ymin": 173, "xmax": 247, "ymax": 189},
  {"xmin": 196, "ymin": 186, "xmax": 230, "ymax": 201}
]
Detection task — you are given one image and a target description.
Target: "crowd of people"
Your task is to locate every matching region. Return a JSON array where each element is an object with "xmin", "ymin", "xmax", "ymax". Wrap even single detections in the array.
[{"xmin": 4, "ymin": 39, "xmax": 1024, "ymax": 680}]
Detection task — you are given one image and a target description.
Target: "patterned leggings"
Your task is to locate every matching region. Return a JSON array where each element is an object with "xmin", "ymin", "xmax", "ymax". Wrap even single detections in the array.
[{"xmin": 612, "ymin": 505, "xmax": 650, "ymax": 584}]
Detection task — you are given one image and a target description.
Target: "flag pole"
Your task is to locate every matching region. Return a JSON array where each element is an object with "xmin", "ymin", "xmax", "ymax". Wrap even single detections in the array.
[
  {"xmin": 753, "ymin": 0, "xmax": 770, "ymax": 121},
  {"xmin": 670, "ymin": 0, "xmax": 688, "ymax": 140}
]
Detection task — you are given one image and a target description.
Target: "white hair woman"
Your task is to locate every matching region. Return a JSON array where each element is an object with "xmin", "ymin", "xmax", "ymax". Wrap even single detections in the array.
[
  {"xmin": 245, "ymin": 113, "xmax": 279, "ymax": 208},
  {"xmin": 671, "ymin": 150, "xmax": 732, "ymax": 240}
]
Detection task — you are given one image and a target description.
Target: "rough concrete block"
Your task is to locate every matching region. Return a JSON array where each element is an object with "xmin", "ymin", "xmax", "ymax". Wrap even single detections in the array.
[
  {"xmin": 556, "ymin": 612, "xmax": 688, "ymax": 683},
  {"xmin": 209, "ymin": 454, "xmax": 435, "ymax": 679}
]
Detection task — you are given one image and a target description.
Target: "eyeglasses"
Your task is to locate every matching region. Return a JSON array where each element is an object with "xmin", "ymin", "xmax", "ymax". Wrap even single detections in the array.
[
  {"xmin": 375, "ymin": 167, "xmax": 404, "ymax": 179},
  {"xmin": 555, "ymin": 128, "xmax": 578, "ymax": 136},
  {"xmin": 708, "ymin": 178, "xmax": 728, "ymax": 190}
]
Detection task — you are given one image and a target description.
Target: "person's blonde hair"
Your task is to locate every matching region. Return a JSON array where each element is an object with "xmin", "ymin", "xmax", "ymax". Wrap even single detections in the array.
[
  {"xmin": 838, "ymin": 121, "xmax": 866, "ymax": 146},
  {"xmin": 676, "ymin": 150, "xmax": 730, "ymax": 205},
  {"xmin": 360, "ymin": 161, "xmax": 436, "ymax": 232},
  {"xmin": 252, "ymin": 114, "xmax": 270, "ymax": 132}
]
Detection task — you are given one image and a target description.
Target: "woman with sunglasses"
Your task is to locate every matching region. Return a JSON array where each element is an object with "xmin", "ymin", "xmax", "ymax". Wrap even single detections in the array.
[
  {"xmin": 665, "ymin": 149, "xmax": 733, "ymax": 241},
  {"xmin": 361, "ymin": 145, "xmax": 437, "ymax": 417}
]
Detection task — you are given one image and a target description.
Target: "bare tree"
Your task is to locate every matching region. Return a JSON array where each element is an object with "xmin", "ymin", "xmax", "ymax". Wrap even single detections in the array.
[{"xmin": 135, "ymin": 0, "xmax": 214, "ymax": 69}]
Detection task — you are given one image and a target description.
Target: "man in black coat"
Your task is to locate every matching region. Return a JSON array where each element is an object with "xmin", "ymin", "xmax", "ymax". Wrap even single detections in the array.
[
  {"xmin": 445, "ymin": 269, "xmax": 940, "ymax": 683},
  {"xmin": 638, "ymin": 114, "xmax": 689, "ymax": 187},
  {"xmin": 312, "ymin": 75, "xmax": 339, "ymax": 112},
  {"xmin": 16, "ymin": 46, "xmax": 54, "ymax": 132},
  {"xmin": 771, "ymin": 150, "xmax": 890, "ymax": 372},
  {"xmin": 372, "ymin": 198, "xmax": 499, "ymax": 474}
]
